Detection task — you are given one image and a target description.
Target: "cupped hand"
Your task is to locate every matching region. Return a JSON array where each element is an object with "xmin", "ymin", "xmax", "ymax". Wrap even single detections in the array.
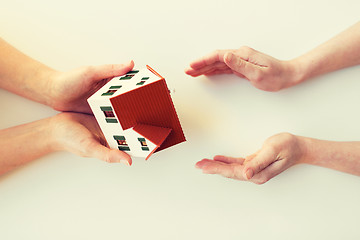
[
  {"xmin": 185, "ymin": 47, "xmax": 301, "ymax": 92},
  {"xmin": 49, "ymin": 61, "xmax": 134, "ymax": 113},
  {"xmin": 51, "ymin": 112, "xmax": 132, "ymax": 165},
  {"xmin": 196, "ymin": 133, "xmax": 305, "ymax": 184}
]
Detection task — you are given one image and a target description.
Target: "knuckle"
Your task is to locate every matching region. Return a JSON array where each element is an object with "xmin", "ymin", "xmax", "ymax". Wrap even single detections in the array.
[
  {"xmin": 238, "ymin": 46, "xmax": 253, "ymax": 55},
  {"xmin": 270, "ymin": 132, "xmax": 296, "ymax": 147},
  {"xmin": 82, "ymin": 143, "xmax": 94, "ymax": 158},
  {"xmin": 104, "ymin": 150, "xmax": 115, "ymax": 163},
  {"xmin": 256, "ymin": 162, "xmax": 266, "ymax": 172},
  {"xmin": 103, "ymin": 155, "xmax": 111, "ymax": 163},
  {"xmin": 280, "ymin": 132, "xmax": 296, "ymax": 141},
  {"xmin": 264, "ymin": 137, "xmax": 281, "ymax": 150}
]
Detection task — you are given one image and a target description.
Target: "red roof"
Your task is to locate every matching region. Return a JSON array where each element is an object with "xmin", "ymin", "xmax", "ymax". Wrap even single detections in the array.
[
  {"xmin": 110, "ymin": 72, "xmax": 186, "ymax": 152},
  {"xmin": 133, "ymin": 123, "xmax": 172, "ymax": 147},
  {"xmin": 133, "ymin": 123, "xmax": 172, "ymax": 159}
]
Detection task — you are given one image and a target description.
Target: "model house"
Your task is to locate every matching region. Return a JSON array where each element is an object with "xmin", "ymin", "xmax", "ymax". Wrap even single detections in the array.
[{"xmin": 87, "ymin": 65, "xmax": 186, "ymax": 160}]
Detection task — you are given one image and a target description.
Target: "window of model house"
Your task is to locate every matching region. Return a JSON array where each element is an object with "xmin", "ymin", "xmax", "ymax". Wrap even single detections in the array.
[
  {"xmin": 120, "ymin": 70, "xmax": 139, "ymax": 80},
  {"xmin": 128, "ymin": 70, "xmax": 139, "ymax": 74},
  {"xmin": 120, "ymin": 74, "xmax": 135, "ymax": 80},
  {"xmin": 136, "ymin": 77, "xmax": 150, "ymax": 86},
  {"xmin": 136, "ymin": 81, "xmax": 145, "ymax": 86},
  {"xmin": 114, "ymin": 135, "xmax": 130, "ymax": 151},
  {"xmin": 102, "ymin": 85, "xmax": 122, "ymax": 96},
  {"xmin": 100, "ymin": 106, "xmax": 118, "ymax": 123},
  {"xmin": 138, "ymin": 138, "xmax": 149, "ymax": 151}
]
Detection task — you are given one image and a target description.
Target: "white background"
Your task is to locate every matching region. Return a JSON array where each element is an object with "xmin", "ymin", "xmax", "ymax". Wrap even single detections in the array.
[{"xmin": 1, "ymin": 0, "xmax": 360, "ymax": 239}]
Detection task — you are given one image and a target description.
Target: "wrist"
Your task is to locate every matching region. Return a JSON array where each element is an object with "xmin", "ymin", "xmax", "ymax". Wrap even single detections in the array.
[
  {"xmin": 286, "ymin": 58, "xmax": 309, "ymax": 87},
  {"xmin": 40, "ymin": 67, "xmax": 60, "ymax": 109},
  {"xmin": 21, "ymin": 59, "xmax": 59, "ymax": 108},
  {"xmin": 25, "ymin": 117, "xmax": 60, "ymax": 154},
  {"xmin": 294, "ymin": 135, "xmax": 315, "ymax": 165},
  {"xmin": 48, "ymin": 114, "xmax": 67, "ymax": 152}
]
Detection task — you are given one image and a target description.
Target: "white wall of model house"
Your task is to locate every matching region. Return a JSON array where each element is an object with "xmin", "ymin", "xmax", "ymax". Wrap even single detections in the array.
[{"xmin": 88, "ymin": 69, "xmax": 158, "ymax": 158}]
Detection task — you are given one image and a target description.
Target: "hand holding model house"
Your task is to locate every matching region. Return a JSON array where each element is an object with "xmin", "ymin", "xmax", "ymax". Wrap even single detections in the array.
[{"xmin": 0, "ymin": 38, "xmax": 139, "ymax": 174}]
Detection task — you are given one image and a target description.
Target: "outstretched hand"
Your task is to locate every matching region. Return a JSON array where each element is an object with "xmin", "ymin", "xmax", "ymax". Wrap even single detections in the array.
[
  {"xmin": 49, "ymin": 61, "xmax": 134, "ymax": 113},
  {"xmin": 196, "ymin": 133, "xmax": 305, "ymax": 184},
  {"xmin": 51, "ymin": 112, "xmax": 132, "ymax": 165},
  {"xmin": 185, "ymin": 47, "xmax": 301, "ymax": 92}
]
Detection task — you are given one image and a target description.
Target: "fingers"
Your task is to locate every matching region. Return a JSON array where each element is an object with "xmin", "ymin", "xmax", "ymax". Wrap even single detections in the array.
[
  {"xmin": 185, "ymin": 50, "xmax": 232, "ymax": 77},
  {"xmin": 189, "ymin": 50, "xmax": 229, "ymax": 69},
  {"xmin": 204, "ymin": 68, "xmax": 234, "ymax": 76},
  {"xmin": 185, "ymin": 62, "xmax": 230, "ymax": 77},
  {"xmin": 196, "ymin": 159, "xmax": 245, "ymax": 180},
  {"xmin": 185, "ymin": 47, "xmax": 266, "ymax": 80},
  {"xmin": 88, "ymin": 60, "xmax": 135, "ymax": 83},
  {"xmin": 213, "ymin": 155, "xmax": 245, "ymax": 164}
]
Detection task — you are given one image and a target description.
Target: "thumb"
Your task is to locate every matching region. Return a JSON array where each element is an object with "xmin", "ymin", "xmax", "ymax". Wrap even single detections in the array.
[
  {"xmin": 223, "ymin": 51, "xmax": 261, "ymax": 80},
  {"xmin": 242, "ymin": 147, "xmax": 276, "ymax": 180},
  {"xmin": 87, "ymin": 142, "xmax": 132, "ymax": 166},
  {"xmin": 88, "ymin": 60, "xmax": 135, "ymax": 83}
]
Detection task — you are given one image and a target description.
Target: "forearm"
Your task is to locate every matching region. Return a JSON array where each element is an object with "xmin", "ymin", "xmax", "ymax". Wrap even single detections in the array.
[
  {"xmin": 0, "ymin": 117, "xmax": 57, "ymax": 175},
  {"xmin": 0, "ymin": 38, "xmax": 56, "ymax": 106},
  {"xmin": 290, "ymin": 21, "xmax": 360, "ymax": 83},
  {"xmin": 298, "ymin": 136, "xmax": 360, "ymax": 176}
]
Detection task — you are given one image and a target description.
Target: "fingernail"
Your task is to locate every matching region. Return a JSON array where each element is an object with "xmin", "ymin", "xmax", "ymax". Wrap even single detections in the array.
[
  {"xmin": 126, "ymin": 60, "xmax": 134, "ymax": 66},
  {"xmin": 245, "ymin": 169, "xmax": 253, "ymax": 180},
  {"xmin": 120, "ymin": 159, "xmax": 130, "ymax": 166},
  {"xmin": 195, "ymin": 162, "xmax": 202, "ymax": 169}
]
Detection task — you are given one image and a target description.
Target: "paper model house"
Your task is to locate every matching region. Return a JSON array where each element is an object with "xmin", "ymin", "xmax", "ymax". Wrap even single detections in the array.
[{"xmin": 87, "ymin": 65, "xmax": 186, "ymax": 160}]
